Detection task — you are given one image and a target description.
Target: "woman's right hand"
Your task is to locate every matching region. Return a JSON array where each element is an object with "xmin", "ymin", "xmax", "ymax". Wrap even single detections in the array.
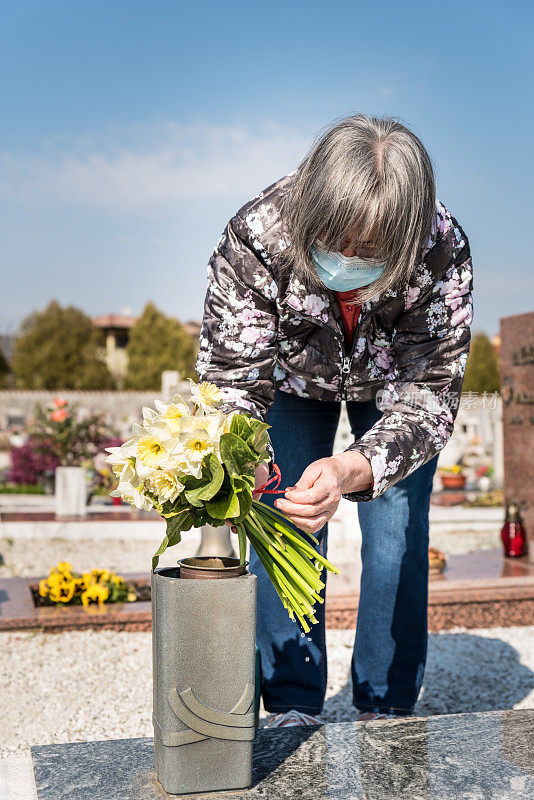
[{"xmin": 226, "ymin": 462, "xmax": 270, "ymax": 533}]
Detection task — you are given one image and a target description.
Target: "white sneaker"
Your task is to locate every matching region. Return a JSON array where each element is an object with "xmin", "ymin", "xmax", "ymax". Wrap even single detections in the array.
[
  {"xmin": 264, "ymin": 710, "xmax": 322, "ymax": 729},
  {"xmin": 355, "ymin": 711, "xmax": 392, "ymax": 721},
  {"xmin": 356, "ymin": 710, "xmax": 410, "ymax": 721}
]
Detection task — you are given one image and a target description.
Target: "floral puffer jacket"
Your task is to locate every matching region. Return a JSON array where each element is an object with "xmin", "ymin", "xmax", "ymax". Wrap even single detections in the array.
[{"xmin": 195, "ymin": 174, "xmax": 473, "ymax": 502}]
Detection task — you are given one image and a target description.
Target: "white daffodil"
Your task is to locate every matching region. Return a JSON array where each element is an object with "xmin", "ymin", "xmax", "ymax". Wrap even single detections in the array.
[
  {"xmin": 178, "ymin": 426, "xmax": 216, "ymax": 465},
  {"xmin": 167, "ymin": 441, "xmax": 203, "ymax": 479},
  {"xmin": 141, "ymin": 405, "xmax": 159, "ymax": 428},
  {"xmin": 105, "ymin": 439, "xmax": 139, "ymax": 484},
  {"xmin": 179, "ymin": 411, "xmax": 224, "ymax": 441},
  {"xmin": 135, "ymin": 431, "xmax": 175, "ymax": 473},
  {"xmin": 168, "ymin": 391, "xmax": 190, "ymax": 408},
  {"xmin": 153, "ymin": 399, "xmax": 191, "ymax": 436},
  {"xmin": 188, "ymin": 379, "xmax": 222, "ymax": 412},
  {"xmin": 147, "ymin": 470, "xmax": 185, "ymax": 504},
  {"xmin": 111, "ymin": 480, "xmax": 153, "ymax": 512}
]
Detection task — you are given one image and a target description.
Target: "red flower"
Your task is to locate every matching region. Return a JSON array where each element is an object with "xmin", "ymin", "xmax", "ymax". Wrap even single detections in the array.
[
  {"xmin": 53, "ymin": 397, "xmax": 67, "ymax": 408},
  {"xmin": 51, "ymin": 408, "xmax": 69, "ymax": 423}
]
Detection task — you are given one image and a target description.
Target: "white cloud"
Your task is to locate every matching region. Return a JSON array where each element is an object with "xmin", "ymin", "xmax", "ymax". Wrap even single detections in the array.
[{"xmin": 0, "ymin": 121, "xmax": 312, "ymax": 212}]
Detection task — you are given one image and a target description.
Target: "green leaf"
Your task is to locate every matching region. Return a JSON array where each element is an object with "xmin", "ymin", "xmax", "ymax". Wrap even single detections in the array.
[
  {"xmin": 235, "ymin": 485, "xmax": 252, "ymax": 522},
  {"xmin": 166, "ymin": 513, "xmax": 185, "ymax": 546},
  {"xmin": 152, "ymin": 534, "xmax": 169, "ymax": 571},
  {"xmin": 206, "ymin": 487, "xmax": 240, "ymax": 519},
  {"xmin": 229, "ymin": 413, "xmax": 254, "ymax": 442},
  {"xmin": 219, "ymin": 475, "xmax": 253, "ymax": 524},
  {"xmin": 248, "ymin": 416, "xmax": 271, "ymax": 442},
  {"xmin": 219, "ymin": 432, "xmax": 257, "ymax": 477},
  {"xmin": 182, "ymin": 454, "xmax": 224, "ymax": 505},
  {"xmin": 196, "ymin": 454, "xmax": 225, "ymax": 500}
]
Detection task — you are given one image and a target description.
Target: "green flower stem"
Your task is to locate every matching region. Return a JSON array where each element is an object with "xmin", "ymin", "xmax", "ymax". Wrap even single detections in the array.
[
  {"xmin": 204, "ymin": 495, "xmax": 342, "ymax": 632},
  {"xmin": 249, "ymin": 529, "xmax": 321, "ymax": 602},
  {"xmin": 261, "ymin": 547, "xmax": 312, "ymax": 632},
  {"xmin": 251, "ymin": 510, "xmax": 330, "ymax": 592},
  {"xmin": 248, "ymin": 508, "xmax": 285, "ymax": 547},
  {"xmin": 253, "ymin": 500, "xmax": 319, "ymax": 544},
  {"xmin": 237, "ymin": 524, "xmax": 247, "ymax": 566},
  {"xmin": 270, "ymin": 560, "xmax": 316, "ymax": 619},
  {"xmin": 246, "ymin": 530, "xmax": 315, "ymax": 625},
  {"xmin": 250, "ymin": 536, "xmax": 296, "ymax": 617},
  {"xmin": 255, "ymin": 503, "xmax": 340, "ymax": 575},
  {"xmin": 247, "ymin": 509, "xmax": 285, "ymax": 549}
]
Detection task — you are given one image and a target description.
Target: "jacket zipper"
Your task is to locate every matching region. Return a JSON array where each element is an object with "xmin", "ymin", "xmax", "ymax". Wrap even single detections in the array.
[
  {"xmin": 337, "ymin": 294, "xmax": 392, "ymax": 398},
  {"xmin": 306, "ymin": 315, "xmax": 351, "ymax": 399},
  {"xmin": 282, "ymin": 293, "xmax": 390, "ymax": 400},
  {"xmin": 340, "ymin": 334, "xmax": 359, "ymax": 399}
]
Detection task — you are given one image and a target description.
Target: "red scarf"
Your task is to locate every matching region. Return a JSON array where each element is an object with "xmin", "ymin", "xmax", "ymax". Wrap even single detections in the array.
[{"xmin": 334, "ymin": 289, "xmax": 363, "ymax": 351}]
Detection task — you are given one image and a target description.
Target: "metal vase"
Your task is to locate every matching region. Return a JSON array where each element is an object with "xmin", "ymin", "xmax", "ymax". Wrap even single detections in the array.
[
  {"xmin": 151, "ymin": 565, "xmax": 257, "ymax": 796},
  {"xmin": 195, "ymin": 523, "xmax": 236, "ymax": 558}
]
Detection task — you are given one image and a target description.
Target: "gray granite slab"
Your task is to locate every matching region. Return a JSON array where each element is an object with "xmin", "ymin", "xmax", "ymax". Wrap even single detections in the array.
[{"xmin": 31, "ymin": 709, "xmax": 534, "ymax": 800}]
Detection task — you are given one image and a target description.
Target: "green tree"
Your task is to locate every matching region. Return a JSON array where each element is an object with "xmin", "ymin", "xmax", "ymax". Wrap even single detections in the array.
[
  {"xmin": 462, "ymin": 332, "xmax": 500, "ymax": 393},
  {"xmin": 124, "ymin": 302, "xmax": 196, "ymax": 390},
  {"xmin": 11, "ymin": 300, "xmax": 115, "ymax": 390},
  {"xmin": 0, "ymin": 344, "xmax": 9, "ymax": 388}
]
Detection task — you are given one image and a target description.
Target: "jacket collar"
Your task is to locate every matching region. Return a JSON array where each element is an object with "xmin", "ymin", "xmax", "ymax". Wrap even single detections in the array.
[{"xmin": 279, "ymin": 269, "xmax": 395, "ymax": 339}]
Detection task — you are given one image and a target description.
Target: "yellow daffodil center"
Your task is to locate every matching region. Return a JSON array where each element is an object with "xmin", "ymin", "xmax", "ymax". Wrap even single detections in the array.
[
  {"xmin": 137, "ymin": 436, "xmax": 166, "ymax": 467},
  {"xmin": 162, "ymin": 404, "xmax": 187, "ymax": 433},
  {"xmin": 197, "ymin": 381, "xmax": 221, "ymax": 406},
  {"xmin": 185, "ymin": 436, "xmax": 211, "ymax": 455}
]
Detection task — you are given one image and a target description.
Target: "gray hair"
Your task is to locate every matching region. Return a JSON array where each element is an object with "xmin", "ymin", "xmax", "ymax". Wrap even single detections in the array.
[{"xmin": 281, "ymin": 114, "xmax": 436, "ymax": 304}]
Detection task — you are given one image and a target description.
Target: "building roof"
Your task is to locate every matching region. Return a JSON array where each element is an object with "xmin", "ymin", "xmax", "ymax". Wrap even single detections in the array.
[
  {"xmin": 92, "ymin": 313, "xmax": 202, "ymax": 336},
  {"xmin": 183, "ymin": 320, "xmax": 202, "ymax": 337},
  {"xmin": 92, "ymin": 314, "xmax": 138, "ymax": 329}
]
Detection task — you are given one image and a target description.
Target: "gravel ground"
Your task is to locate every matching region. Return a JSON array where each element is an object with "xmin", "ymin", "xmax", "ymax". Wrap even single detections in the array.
[
  {"xmin": 0, "ymin": 536, "xmax": 198, "ymax": 578},
  {"xmin": 1, "ymin": 625, "xmax": 532, "ymax": 758},
  {"xmin": 428, "ymin": 528, "xmax": 500, "ymax": 555},
  {"xmin": 0, "ymin": 526, "xmax": 501, "ymax": 579}
]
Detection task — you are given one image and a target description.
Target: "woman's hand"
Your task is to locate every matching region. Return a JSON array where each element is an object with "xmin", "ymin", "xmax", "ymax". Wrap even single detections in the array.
[
  {"xmin": 226, "ymin": 461, "xmax": 270, "ymax": 533},
  {"xmin": 273, "ymin": 452, "xmax": 373, "ymax": 536}
]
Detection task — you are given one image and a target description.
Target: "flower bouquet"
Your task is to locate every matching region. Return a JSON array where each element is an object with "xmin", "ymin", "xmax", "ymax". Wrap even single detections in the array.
[{"xmin": 105, "ymin": 380, "xmax": 339, "ymax": 632}]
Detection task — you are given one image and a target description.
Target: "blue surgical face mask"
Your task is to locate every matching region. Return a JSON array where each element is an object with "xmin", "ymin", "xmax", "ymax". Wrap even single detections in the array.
[{"xmin": 310, "ymin": 242, "xmax": 386, "ymax": 292}]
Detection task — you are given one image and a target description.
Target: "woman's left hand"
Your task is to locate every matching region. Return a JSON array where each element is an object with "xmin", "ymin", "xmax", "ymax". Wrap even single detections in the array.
[{"xmin": 274, "ymin": 452, "xmax": 373, "ymax": 535}]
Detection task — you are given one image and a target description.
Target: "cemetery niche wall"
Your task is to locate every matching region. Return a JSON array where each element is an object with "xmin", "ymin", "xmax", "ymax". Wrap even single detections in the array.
[{"xmin": 500, "ymin": 311, "xmax": 534, "ymax": 562}]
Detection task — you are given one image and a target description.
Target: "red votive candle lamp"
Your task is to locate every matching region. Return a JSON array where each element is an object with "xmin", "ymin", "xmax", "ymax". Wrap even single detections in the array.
[{"xmin": 501, "ymin": 501, "xmax": 527, "ymax": 558}]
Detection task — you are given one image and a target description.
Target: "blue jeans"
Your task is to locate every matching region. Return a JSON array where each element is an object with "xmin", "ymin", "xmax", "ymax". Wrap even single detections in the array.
[{"xmin": 250, "ymin": 388, "xmax": 438, "ymax": 716}]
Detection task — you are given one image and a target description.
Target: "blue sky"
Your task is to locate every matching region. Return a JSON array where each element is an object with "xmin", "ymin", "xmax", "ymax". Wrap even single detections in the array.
[{"xmin": 0, "ymin": 0, "xmax": 532, "ymax": 337}]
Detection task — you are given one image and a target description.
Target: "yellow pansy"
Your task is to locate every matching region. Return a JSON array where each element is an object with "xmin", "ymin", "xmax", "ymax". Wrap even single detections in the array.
[
  {"xmin": 39, "ymin": 578, "xmax": 49, "ymax": 597},
  {"xmin": 127, "ymin": 592, "xmax": 137, "ymax": 602},
  {"xmin": 49, "ymin": 579, "xmax": 76, "ymax": 604},
  {"xmin": 46, "ymin": 572, "xmax": 64, "ymax": 589},
  {"xmin": 91, "ymin": 568, "xmax": 111, "ymax": 583},
  {"xmin": 81, "ymin": 583, "xmax": 109, "ymax": 607},
  {"xmin": 55, "ymin": 561, "xmax": 73, "ymax": 576}
]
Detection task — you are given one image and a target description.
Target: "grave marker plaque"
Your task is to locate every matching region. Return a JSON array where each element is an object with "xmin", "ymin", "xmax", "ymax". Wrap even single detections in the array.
[{"xmin": 500, "ymin": 311, "xmax": 534, "ymax": 562}]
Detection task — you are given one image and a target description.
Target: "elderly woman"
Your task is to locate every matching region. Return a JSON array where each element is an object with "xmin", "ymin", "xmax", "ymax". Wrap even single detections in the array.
[{"xmin": 195, "ymin": 115, "xmax": 473, "ymax": 727}]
